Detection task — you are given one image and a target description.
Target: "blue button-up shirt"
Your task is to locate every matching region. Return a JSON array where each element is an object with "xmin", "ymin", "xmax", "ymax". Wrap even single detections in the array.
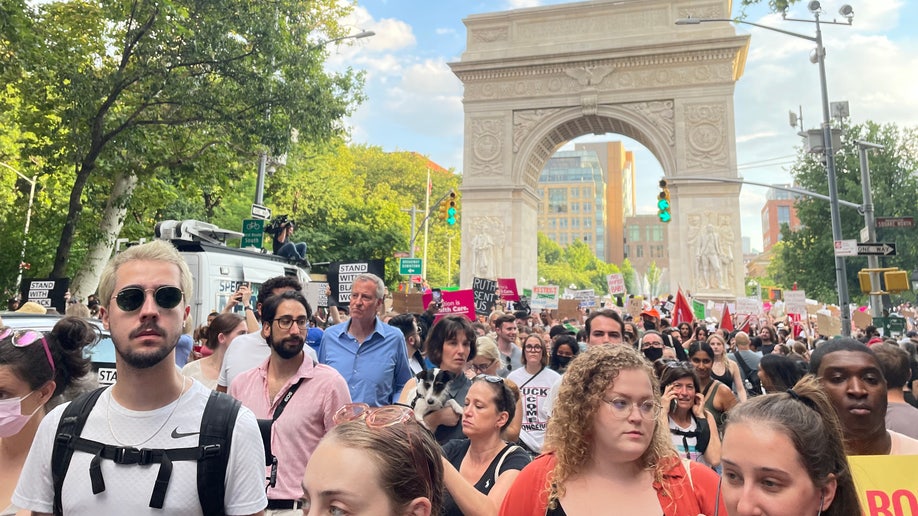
[{"xmin": 318, "ymin": 317, "xmax": 412, "ymax": 406}]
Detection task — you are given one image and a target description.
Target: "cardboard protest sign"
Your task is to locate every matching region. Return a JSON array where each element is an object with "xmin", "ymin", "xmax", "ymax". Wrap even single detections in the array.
[
  {"xmin": 497, "ymin": 278, "xmax": 520, "ymax": 301},
  {"xmin": 606, "ymin": 273, "xmax": 626, "ymax": 296},
  {"xmin": 472, "ymin": 277, "xmax": 497, "ymax": 315},
  {"xmin": 530, "ymin": 285, "xmax": 559, "ymax": 310},
  {"xmin": 816, "ymin": 311, "xmax": 842, "ymax": 337},
  {"xmin": 391, "ymin": 292, "xmax": 424, "ymax": 314},
  {"xmin": 327, "ymin": 260, "xmax": 385, "ymax": 309},
  {"xmin": 849, "ymin": 454, "xmax": 918, "ymax": 516},
  {"xmin": 423, "ymin": 289, "xmax": 475, "ymax": 321},
  {"xmin": 627, "ymin": 296, "xmax": 644, "ymax": 318},
  {"xmin": 852, "ymin": 309, "xmax": 873, "ymax": 330},
  {"xmin": 305, "ymin": 282, "xmax": 329, "ymax": 309},
  {"xmin": 784, "ymin": 291, "xmax": 807, "ymax": 315},
  {"xmin": 558, "ymin": 299, "xmax": 581, "ymax": 321}
]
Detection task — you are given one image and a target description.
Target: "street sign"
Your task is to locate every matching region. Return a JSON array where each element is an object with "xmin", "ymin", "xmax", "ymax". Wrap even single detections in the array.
[
  {"xmin": 251, "ymin": 203, "xmax": 271, "ymax": 220},
  {"xmin": 859, "ymin": 227, "xmax": 870, "ymax": 243},
  {"xmin": 834, "ymin": 239, "xmax": 857, "ymax": 257},
  {"xmin": 876, "ymin": 217, "xmax": 914, "ymax": 228},
  {"xmin": 857, "ymin": 243, "xmax": 897, "ymax": 256},
  {"xmin": 876, "ymin": 316, "xmax": 906, "ymax": 336},
  {"xmin": 241, "ymin": 219, "xmax": 265, "ymax": 249},
  {"xmin": 399, "ymin": 258, "xmax": 423, "ymax": 275}
]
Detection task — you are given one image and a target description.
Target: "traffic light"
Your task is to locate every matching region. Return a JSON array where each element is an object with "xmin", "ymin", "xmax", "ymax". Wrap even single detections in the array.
[
  {"xmin": 446, "ymin": 191, "xmax": 458, "ymax": 226},
  {"xmin": 438, "ymin": 197, "xmax": 449, "ymax": 220},
  {"xmin": 657, "ymin": 179, "xmax": 671, "ymax": 223}
]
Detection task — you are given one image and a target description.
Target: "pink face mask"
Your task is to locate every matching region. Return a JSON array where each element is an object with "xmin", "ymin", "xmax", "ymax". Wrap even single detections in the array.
[{"xmin": 0, "ymin": 391, "xmax": 41, "ymax": 438}]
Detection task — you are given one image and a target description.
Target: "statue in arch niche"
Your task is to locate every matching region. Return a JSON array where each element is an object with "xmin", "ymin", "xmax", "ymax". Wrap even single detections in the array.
[
  {"xmin": 688, "ymin": 213, "xmax": 735, "ymax": 291},
  {"xmin": 471, "ymin": 217, "xmax": 505, "ymax": 279}
]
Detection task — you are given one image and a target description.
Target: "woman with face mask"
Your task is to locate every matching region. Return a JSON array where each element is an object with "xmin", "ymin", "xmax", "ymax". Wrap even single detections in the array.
[
  {"xmin": 0, "ymin": 318, "xmax": 93, "ymax": 514},
  {"xmin": 549, "ymin": 335, "xmax": 579, "ymax": 374}
]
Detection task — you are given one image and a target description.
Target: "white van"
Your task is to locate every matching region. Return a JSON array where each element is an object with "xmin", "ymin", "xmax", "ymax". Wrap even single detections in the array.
[{"xmin": 154, "ymin": 220, "xmax": 310, "ymax": 327}]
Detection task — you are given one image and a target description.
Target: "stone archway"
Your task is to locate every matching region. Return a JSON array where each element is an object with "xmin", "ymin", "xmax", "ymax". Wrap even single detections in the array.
[{"xmin": 450, "ymin": 0, "xmax": 750, "ymax": 299}]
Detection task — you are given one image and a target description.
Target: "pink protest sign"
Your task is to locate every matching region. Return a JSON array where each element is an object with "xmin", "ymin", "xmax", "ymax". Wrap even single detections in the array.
[
  {"xmin": 497, "ymin": 278, "xmax": 520, "ymax": 301},
  {"xmin": 423, "ymin": 289, "xmax": 476, "ymax": 321}
]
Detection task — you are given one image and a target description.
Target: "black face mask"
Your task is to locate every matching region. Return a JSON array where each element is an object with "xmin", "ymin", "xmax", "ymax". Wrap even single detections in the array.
[
  {"xmin": 643, "ymin": 320, "xmax": 657, "ymax": 331},
  {"xmin": 642, "ymin": 347, "xmax": 664, "ymax": 361},
  {"xmin": 555, "ymin": 356, "xmax": 573, "ymax": 368}
]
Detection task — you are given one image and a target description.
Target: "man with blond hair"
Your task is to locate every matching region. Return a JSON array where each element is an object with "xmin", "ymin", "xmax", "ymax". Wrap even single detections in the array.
[{"xmin": 14, "ymin": 240, "xmax": 267, "ymax": 515}]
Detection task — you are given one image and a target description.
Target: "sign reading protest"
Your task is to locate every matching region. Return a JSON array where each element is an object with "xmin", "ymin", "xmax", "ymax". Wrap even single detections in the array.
[
  {"xmin": 849, "ymin": 454, "xmax": 918, "ymax": 516},
  {"xmin": 472, "ymin": 277, "xmax": 497, "ymax": 315},
  {"xmin": 497, "ymin": 278, "xmax": 520, "ymax": 301},
  {"xmin": 606, "ymin": 273, "xmax": 626, "ymax": 296},
  {"xmin": 20, "ymin": 277, "xmax": 70, "ymax": 313},
  {"xmin": 327, "ymin": 260, "xmax": 386, "ymax": 310},
  {"xmin": 423, "ymin": 289, "xmax": 476, "ymax": 321},
  {"xmin": 530, "ymin": 285, "xmax": 560, "ymax": 310}
]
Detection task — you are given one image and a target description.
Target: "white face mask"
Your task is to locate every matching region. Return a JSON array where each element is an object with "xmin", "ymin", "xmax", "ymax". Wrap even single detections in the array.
[{"xmin": 0, "ymin": 390, "xmax": 41, "ymax": 438}]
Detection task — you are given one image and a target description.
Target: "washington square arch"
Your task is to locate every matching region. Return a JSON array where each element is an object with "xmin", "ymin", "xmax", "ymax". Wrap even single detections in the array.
[{"xmin": 450, "ymin": 0, "xmax": 751, "ymax": 301}]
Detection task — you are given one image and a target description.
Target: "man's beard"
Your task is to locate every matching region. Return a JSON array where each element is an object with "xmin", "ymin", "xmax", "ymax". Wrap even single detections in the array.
[
  {"xmin": 268, "ymin": 333, "xmax": 305, "ymax": 359},
  {"xmin": 116, "ymin": 336, "xmax": 176, "ymax": 369}
]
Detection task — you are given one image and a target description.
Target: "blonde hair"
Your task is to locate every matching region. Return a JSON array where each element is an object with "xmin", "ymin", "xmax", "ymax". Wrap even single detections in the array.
[
  {"xmin": 543, "ymin": 345, "xmax": 675, "ymax": 505},
  {"xmin": 97, "ymin": 240, "xmax": 193, "ymax": 308},
  {"xmin": 475, "ymin": 336, "xmax": 500, "ymax": 363}
]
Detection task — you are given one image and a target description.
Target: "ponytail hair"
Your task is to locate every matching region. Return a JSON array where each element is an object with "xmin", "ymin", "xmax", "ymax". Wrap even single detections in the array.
[
  {"xmin": 0, "ymin": 317, "xmax": 93, "ymax": 398},
  {"xmin": 724, "ymin": 375, "xmax": 860, "ymax": 516}
]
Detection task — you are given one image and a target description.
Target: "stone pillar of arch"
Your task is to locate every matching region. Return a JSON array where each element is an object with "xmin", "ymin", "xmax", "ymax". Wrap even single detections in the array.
[{"xmin": 450, "ymin": 0, "xmax": 750, "ymax": 300}]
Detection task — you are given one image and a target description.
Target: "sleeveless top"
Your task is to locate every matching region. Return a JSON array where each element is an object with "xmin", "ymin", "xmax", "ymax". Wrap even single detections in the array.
[
  {"xmin": 710, "ymin": 361, "xmax": 735, "ymax": 391},
  {"xmin": 702, "ymin": 380, "xmax": 727, "ymax": 430}
]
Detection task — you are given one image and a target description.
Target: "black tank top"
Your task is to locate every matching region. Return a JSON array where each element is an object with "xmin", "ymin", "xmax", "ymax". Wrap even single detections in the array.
[{"xmin": 710, "ymin": 362, "xmax": 734, "ymax": 390}]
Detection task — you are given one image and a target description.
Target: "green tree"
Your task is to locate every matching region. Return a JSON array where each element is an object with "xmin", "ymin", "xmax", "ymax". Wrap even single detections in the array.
[
  {"xmin": 778, "ymin": 121, "xmax": 918, "ymax": 304},
  {"xmin": 7, "ymin": 0, "xmax": 364, "ymax": 288}
]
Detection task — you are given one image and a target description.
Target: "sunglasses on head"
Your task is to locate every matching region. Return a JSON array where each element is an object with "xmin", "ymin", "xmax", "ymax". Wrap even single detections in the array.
[
  {"xmin": 333, "ymin": 403, "xmax": 414, "ymax": 428},
  {"xmin": 474, "ymin": 374, "xmax": 504, "ymax": 384},
  {"xmin": 114, "ymin": 286, "xmax": 184, "ymax": 312},
  {"xmin": 0, "ymin": 327, "xmax": 55, "ymax": 373}
]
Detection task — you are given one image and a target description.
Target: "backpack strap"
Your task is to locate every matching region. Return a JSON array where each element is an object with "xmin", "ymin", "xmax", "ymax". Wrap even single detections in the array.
[
  {"xmin": 198, "ymin": 390, "xmax": 241, "ymax": 516},
  {"xmin": 52, "ymin": 387, "xmax": 106, "ymax": 516}
]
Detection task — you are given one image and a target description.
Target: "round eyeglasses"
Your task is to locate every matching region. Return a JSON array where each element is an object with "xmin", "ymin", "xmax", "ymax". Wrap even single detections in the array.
[
  {"xmin": 601, "ymin": 397, "xmax": 661, "ymax": 420},
  {"xmin": 113, "ymin": 286, "xmax": 183, "ymax": 312}
]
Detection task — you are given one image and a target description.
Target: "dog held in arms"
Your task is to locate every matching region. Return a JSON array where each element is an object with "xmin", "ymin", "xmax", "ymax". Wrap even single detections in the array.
[{"xmin": 408, "ymin": 368, "xmax": 463, "ymax": 430}]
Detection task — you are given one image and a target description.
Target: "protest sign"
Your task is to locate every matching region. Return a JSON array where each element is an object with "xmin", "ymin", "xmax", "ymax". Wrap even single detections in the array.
[
  {"xmin": 784, "ymin": 290, "xmax": 807, "ymax": 315},
  {"xmin": 423, "ymin": 289, "xmax": 475, "ymax": 321},
  {"xmin": 21, "ymin": 277, "xmax": 70, "ymax": 314},
  {"xmin": 304, "ymin": 282, "xmax": 329, "ymax": 309},
  {"xmin": 849, "ymin": 454, "xmax": 918, "ymax": 516},
  {"xmin": 530, "ymin": 285, "xmax": 559, "ymax": 310},
  {"xmin": 472, "ymin": 277, "xmax": 497, "ymax": 315},
  {"xmin": 736, "ymin": 297, "xmax": 762, "ymax": 315},
  {"xmin": 327, "ymin": 260, "xmax": 385, "ymax": 309},
  {"xmin": 627, "ymin": 296, "xmax": 644, "ymax": 318},
  {"xmin": 558, "ymin": 299, "xmax": 580, "ymax": 321},
  {"xmin": 606, "ymin": 273, "xmax": 626, "ymax": 296},
  {"xmin": 497, "ymin": 278, "xmax": 520, "ymax": 301}
]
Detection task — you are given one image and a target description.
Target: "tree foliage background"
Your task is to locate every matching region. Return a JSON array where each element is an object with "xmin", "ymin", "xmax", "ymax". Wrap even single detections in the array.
[
  {"xmin": 773, "ymin": 121, "xmax": 918, "ymax": 304},
  {"xmin": 536, "ymin": 233, "xmax": 636, "ymax": 296}
]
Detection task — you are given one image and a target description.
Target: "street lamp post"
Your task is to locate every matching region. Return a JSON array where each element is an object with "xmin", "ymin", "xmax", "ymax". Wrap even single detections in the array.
[
  {"xmin": 1, "ymin": 162, "xmax": 37, "ymax": 293},
  {"xmin": 855, "ymin": 140, "xmax": 884, "ymax": 318},
  {"xmin": 677, "ymin": 2, "xmax": 854, "ymax": 336},
  {"xmin": 253, "ymin": 30, "xmax": 376, "ymax": 206}
]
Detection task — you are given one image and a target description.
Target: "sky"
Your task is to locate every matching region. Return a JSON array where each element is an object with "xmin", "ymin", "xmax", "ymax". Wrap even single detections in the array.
[{"xmin": 325, "ymin": 0, "xmax": 918, "ymax": 253}]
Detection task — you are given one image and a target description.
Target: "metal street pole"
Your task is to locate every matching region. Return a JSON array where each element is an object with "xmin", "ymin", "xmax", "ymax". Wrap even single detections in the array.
[
  {"xmin": 676, "ymin": 5, "xmax": 854, "ymax": 335},
  {"xmin": 856, "ymin": 140, "xmax": 885, "ymax": 318},
  {"xmin": 1, "ymin": 162, "xmax": 37, "ymax": 293}
]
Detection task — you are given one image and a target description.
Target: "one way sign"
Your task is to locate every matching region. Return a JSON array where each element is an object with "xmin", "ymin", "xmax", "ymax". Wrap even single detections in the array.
[{"xmin": 857, "ymin": 243, "xmax": 897, "ymax": 256}]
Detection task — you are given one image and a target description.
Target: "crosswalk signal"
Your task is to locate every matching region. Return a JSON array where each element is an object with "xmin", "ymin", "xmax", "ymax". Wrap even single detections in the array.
[
  {"xmin": 446, "ymin": 191, "xmax": 458, "ymax": 226},
  {"xmin": 657, "ymin": 179, "xmax": 671, "ymax": 223}
]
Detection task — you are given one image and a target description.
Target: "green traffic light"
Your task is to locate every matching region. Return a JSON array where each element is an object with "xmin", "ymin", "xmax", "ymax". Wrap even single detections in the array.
[
  {"xmin": 658, "ymin": 211, "xmax": 671, "ymax": 223},
  {"xmin": 657, "ymin": 199, "xmax": 670, "ymax": 210}
]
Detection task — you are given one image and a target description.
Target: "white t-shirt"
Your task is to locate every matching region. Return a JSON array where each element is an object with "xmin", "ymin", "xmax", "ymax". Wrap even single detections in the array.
[
  {"xmin": 507, "ymin": 367, "xmax": 561, "ymax": 453},
  {"xmin": 12, "ymin": 381, "xmax": 267, "ymax": 516},
  {"xmin": 218, "ymin": 331, "xmax": 317, "ymax": 389}
]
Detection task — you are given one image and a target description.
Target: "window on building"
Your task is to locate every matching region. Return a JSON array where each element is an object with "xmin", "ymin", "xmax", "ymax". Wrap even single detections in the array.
[
  {"xmin": 584, "ymin": 218, "xmax": 592, "ymax": 228},
  {"xmin": 571, "ymin": 218, "xmax": 580, "ymax": 228},
  {"xmin": 571, "ymin": 202, "xmax": 580, "ymax": 213},
  {"xmin": 549, "ymin": 219, "xmax": 556, "ymax": 229},
  {"xmin": 777, "ymin": 206, "xmax": 791, "ymax": 225},
  {"xmin": 583, "ymin": 234, "xmax": 591, "ymax": 243},
  {"xmin": 651, "ymin": 226, "xmax": 663, "ymax": 242},
  {"xmin": 559, "ymin": 219, "xmax": 568, "ymax": 229},
  {"xmin": 628, "ymin": 225, "xmax": 641, "ymax": 242},
  {"xmin": 635, "ymin": 245, "xmax": 644, "ymax": 258},
  {"xmin": 549, "ymin": 188, "xmax": 568, "ymax": 213},
  {"xmin": 583, "ymin": 202, "xmax": 592, "ymax": 213}
]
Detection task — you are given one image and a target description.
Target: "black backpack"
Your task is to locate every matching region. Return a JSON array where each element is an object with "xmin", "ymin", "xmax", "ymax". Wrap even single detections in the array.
[
  {"xmin": 51, "ymin": 387, "xmax": 240, "ymax": 516},
  {"xmin": 733, "ymin": 351, "xmax": 762, "ymax": 397}
]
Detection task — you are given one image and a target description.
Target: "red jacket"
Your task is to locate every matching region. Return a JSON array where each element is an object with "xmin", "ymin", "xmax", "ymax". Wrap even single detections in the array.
[{"xmin": 500, "ymin": 453, "xmax": 725, "ymax": 516}]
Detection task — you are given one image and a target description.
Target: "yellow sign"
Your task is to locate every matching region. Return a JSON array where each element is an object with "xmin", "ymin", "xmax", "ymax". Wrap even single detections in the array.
[{"xmin": 849, "ymin": 454, "xmax": 918, "ymax": 515}]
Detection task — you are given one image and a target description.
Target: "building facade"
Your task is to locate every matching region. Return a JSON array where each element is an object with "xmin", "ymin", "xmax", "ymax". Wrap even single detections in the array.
[
  {"xmin": 574, "ymin": 142, "xmax": 636, "ymax": 264},
  {"xmin": 761, "ymin": 187, "xmax": 802, "ymax": 252},
  {"xmin": 624, "ymin": 214, "xmax": 671, "ymax": 295}
]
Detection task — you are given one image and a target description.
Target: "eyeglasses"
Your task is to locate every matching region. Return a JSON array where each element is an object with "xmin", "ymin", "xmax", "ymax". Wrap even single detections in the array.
[
  {"xmin": 474, "ymin": 374, "xmax": 504, "ymax": 384},
  {"xmin": 333, "ymin": 402, "xmax": 414, "ymax": 427},
  {"xmin": 601, "ymin": 397, "xmax": 660, "ymax": 420},
  {"xmin": 271, "ymin": 316, "xmax": 309, "ymax": 330},
  {"xmin": 524, "ymin": 345, "xmax": 543, "ymax": 352},
  {"xmin": 114, "ymin": 286, "xmax": 184, "ymax": 312},
  {"xmin": 469, "ymin": 360, "xmax": 495, "ymax": 373},
  {"xmin": 1, "ymin": 328, "xmax": 55, "ymax": 373}
]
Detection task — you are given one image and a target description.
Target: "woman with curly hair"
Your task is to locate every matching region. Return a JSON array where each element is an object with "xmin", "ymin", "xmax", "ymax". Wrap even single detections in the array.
[
  {"xmin": 720, "ymin": 376, "xmax": 860, "ymax": 515},
  {"xmin": 500, "ymin": 345, "xmax": 724, "ymax": 516}
]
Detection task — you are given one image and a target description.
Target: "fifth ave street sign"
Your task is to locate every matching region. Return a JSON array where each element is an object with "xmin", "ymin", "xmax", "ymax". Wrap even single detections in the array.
[{"xmin": 857, "ymin": 243, "xmax": 897, "ymax": 256}]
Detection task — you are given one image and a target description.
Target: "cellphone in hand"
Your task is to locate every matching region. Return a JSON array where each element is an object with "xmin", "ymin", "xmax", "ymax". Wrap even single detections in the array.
[{"xmin": 432, "ymin": 289, "xmax": 442, "ymax": 305}]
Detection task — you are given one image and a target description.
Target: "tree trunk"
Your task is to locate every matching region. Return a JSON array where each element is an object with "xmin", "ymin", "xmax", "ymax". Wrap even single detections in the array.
[{"xmin": 70, "ymin": 170, "xmax": 138, "ymax": 300}]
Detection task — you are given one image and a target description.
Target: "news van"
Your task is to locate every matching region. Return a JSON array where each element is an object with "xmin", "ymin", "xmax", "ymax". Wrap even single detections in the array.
[{"xmin": 153, "ymin": 219, "xmax": 310, "ymax": 327}]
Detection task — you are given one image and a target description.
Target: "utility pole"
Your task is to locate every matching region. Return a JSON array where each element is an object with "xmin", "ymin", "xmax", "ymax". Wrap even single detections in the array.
[
  {"xmin": 857, "ymin": 140, "xmax": 885, "ymax": 318},
  {"xmin": 401, "ymin": 206, "xmax": 420, "ymax": 258}
]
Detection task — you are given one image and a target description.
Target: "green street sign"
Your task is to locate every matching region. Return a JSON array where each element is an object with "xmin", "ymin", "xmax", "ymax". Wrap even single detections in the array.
[
  {"xmin": 241, "ymin": 218, "xmax": 265, "ymax": 249},
  {"xmin": 399, "ymin": 258, "xmax": 423, "ymax": 275},
  {"xmin": 879, "ymin": 316, "xmax": 906, "ymax": 335}
]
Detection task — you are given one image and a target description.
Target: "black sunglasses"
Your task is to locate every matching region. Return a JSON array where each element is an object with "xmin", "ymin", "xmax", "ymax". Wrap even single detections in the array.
[{"xmin": 114, "ymin": 286, "xmax": 184, "ymax": 312}]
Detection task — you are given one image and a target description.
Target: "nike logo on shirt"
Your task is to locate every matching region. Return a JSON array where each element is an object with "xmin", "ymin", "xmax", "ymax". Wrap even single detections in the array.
[{"xmin": 171, "ymin": 427, "xmax": 200, "ymax": 439}]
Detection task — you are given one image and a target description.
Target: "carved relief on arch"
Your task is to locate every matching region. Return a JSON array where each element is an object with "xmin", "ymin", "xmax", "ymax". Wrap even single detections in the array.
[
  {"xmin": 622, "ymin": 101, "xmax": 675, "ymax": 148},
  {"xmin": 469, "ymin": 117, "xmax": 506, "ymax": 177},
  {"xmin": 512, "ymin": 108, "xmax": 562, "ymax": 154},
  {"xmin": 685, "ymin": 210, "xmax": 736, "ymax": 292},
  {"xmin": 684, "ymin": 103, "xmax": 728, "ymax": 170},
  {"xmin": 471, "ymin": 25, "xmax": 509, "ymax": 43}
]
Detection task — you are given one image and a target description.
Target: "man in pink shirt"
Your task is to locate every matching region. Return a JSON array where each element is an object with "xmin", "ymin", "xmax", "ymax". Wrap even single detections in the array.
[{"xmin": 230, "ymin": 290, "xmax": 350, "ymax": 515}]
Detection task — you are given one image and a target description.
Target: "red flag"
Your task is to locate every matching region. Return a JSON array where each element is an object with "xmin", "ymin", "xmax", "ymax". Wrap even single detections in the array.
[
  {"xmin": 720, "ymin": 303, "xmax": 734, "ymax": 332},
  {"xmin": 673, "ymin": 288, "xmax": 694, "ymax": 326}
]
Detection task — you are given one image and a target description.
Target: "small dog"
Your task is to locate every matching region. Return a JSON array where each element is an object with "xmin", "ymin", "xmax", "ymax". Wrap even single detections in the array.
[{"xmin": 409, "ymin": 368, "xmax": 463, "ymax": 430}]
